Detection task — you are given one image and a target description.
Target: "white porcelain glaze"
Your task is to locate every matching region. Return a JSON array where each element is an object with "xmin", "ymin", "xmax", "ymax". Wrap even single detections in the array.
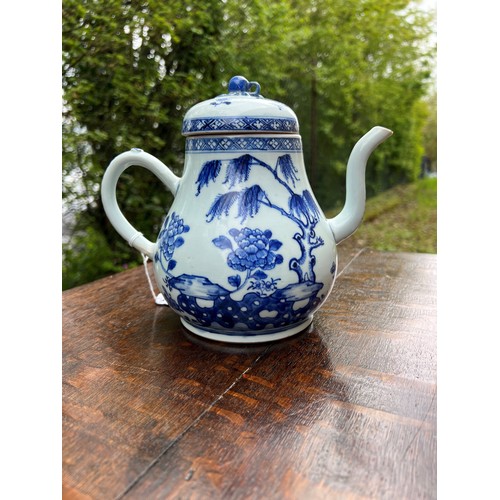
[{"xmin": 101, "ymin": 76, "xmax": 392, "ymax": 343}]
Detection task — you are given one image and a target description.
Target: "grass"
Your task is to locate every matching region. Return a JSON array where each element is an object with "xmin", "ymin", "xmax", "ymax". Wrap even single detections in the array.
[{"xmin": 325, "ymin": 177, "xmax": 437, "ymax": 253}]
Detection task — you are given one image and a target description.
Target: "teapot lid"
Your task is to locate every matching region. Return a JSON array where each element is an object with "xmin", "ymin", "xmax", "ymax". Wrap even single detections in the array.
[{"xmin": 182, "ymin": 76, "xmax": 299, "ymax": 136}]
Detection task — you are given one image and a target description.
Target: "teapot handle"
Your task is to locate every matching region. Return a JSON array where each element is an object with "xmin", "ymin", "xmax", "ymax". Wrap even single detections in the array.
[{"xmin": 101, "ymin": 149, "xmax": 181, "ymax": 259}]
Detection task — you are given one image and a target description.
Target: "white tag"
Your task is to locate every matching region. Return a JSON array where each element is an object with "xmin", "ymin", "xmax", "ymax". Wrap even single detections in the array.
[
  {"xmin": 141, "ymin": 253, "xmax": 169, "ymax": 307},
  {"xmin": 155, "ymin": 293, "xmax": 168, "ymax": 306}
]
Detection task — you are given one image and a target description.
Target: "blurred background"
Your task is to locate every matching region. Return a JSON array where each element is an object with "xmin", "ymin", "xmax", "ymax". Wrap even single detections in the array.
[{"xmin": 62, "ymin": 0, "xmax": 436, "ymax": 290}]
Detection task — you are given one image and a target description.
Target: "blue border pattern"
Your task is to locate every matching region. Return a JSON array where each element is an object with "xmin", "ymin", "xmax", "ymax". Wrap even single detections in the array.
[
  {"xmin": 186, "ymin": 136, "xmax": 302, "ymax": 153},
  {"xmin": 182, "ymin": 116, "xmax": 299, "ymax": 135}
]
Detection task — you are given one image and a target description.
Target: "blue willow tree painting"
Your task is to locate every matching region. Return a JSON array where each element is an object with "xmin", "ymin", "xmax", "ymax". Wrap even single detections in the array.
[{"xmin": 154, "ymin": 153, "xmax": 335, "ymax": 333}]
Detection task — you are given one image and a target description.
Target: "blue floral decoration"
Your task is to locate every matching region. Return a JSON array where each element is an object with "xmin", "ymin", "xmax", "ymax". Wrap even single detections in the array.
[
  {"xmin": 155, "ymin": 212, "xmax": 190, "ymax": 272},
  {"xmin": 223, "ymin": 228, "xmax": 283, "ymax": 272}
]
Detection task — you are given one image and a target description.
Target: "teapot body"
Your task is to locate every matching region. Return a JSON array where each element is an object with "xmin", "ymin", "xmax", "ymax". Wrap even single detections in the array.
[{"xmin": 152, "ymin": 133, "xmax": 337, "ymax": 342}]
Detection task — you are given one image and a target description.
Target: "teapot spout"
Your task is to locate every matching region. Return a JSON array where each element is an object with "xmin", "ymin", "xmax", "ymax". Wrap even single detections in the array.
[{"xmin": 328, "ymin": 126, "xmax": 393, "ymax": 243}]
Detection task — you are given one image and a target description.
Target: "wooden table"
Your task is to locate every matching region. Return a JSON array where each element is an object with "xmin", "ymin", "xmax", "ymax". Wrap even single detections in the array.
[{"xmin": 63, "ymin": 248, "xmax": 437, "ymax": 499}]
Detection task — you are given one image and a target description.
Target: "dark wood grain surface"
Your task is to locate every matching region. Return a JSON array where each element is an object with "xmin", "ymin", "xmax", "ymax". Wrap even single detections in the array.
[{"xmin": 63, "ymin": 248, "xmax": 436, "ymax": 499}]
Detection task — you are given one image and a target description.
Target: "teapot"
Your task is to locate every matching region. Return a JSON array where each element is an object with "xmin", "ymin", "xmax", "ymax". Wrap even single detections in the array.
[{"xmin": 101, "ymin": 75, "xmax": 392, "ymax": 343}]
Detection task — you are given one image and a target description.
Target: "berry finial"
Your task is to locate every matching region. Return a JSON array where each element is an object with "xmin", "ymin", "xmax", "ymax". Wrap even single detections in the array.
[
  {"xmin": 228, "ymin": 76, "xmax": 261, "ymax": 96},
  {"xmin": 228, "ymin": 76, "xmax": 249, "ymax": 93}
]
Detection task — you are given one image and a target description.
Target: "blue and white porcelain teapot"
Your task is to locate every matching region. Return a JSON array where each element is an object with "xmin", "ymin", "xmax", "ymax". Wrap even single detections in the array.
[{"xmin": 101, "ymin": 76, "xmax": 392, "ymax": 343}]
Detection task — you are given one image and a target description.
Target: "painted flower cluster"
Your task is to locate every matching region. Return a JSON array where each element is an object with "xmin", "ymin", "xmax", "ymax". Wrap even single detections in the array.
[
  {"xmin": 156, "ymin": 212, "xmax": 190, "ymax": 272},
  {"xmin": 213, "ymin": 227, "xmax": 283, "ymax": 273}
]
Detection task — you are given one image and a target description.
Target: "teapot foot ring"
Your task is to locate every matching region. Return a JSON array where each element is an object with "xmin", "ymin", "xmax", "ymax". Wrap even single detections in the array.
[{"xmin": 180, "ymin": 317, "xmax": 313, "ymax": 344}]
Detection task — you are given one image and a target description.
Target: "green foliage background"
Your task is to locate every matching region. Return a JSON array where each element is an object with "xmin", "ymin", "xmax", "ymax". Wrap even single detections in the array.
[{"xmin": 62, "ymin": 0, "xmax": 436, "ymax": 290}]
